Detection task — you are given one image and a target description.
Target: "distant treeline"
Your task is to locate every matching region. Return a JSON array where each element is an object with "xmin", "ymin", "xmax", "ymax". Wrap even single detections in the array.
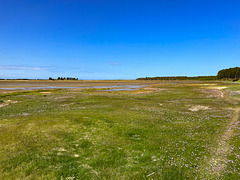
[
  {"xmin": 136, "ymin": 76, "xmax": 217, "ymax": 81},
  {"xmin": 49, "ymin": 77, "xmax": 78, "ymax": 80},
  {"xmin": 217, "ymin": 67, "xmax": 240, "ymax": 80}
]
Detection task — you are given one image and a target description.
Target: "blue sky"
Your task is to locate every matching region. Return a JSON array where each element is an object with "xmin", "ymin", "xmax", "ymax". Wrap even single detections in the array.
[{"xmin": 0, "ymin": 0, "xmax": 239, "ymax": 79}]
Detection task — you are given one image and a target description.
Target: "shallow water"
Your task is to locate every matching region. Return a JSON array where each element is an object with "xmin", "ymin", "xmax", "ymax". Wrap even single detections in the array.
[
  {"xmin": 0, "ymin": 85, "xmax": 144, "ymax": 91},
  {"xmin": 100, "ymin": 85, "xmax": 144, "ymax": 91}
]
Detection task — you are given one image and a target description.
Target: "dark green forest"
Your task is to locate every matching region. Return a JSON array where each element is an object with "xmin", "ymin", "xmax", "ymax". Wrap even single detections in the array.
[
  {"xmin": 137, "ymin": 67, "xmax": 240, "ymax": 81},
  {"xmin": 136, "ymin": 76, "xmax": 217, "ymax": 81},
  {"xmin": 217, "ymin": 67, "xmax": 240, "ymax": 80}
]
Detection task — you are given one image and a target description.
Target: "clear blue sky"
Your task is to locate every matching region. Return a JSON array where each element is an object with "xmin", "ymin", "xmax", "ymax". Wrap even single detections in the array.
[{"xmin": 0, "ymin": 0, "xmax": 239, "ymax": 79}]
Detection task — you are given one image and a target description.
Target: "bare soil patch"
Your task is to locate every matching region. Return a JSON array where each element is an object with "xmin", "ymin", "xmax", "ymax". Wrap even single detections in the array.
[
  {"xmin": 197, "ymin": 88, "xmax": 223, "ymax": 98},
  {"xmin": 189, "ymin": 105, "xmax": 210, "ymax": 112},
  {"xmin": 0, "ymin": 100, "xmax": 18, "ymax": 108}
]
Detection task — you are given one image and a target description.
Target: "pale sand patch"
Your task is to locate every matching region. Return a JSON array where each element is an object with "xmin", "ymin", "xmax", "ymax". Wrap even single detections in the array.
[
  {"xmin": 189, "ymin": 105, "xmax": 210, "ymax": 112},
  {"xmin": 0, "ymin": 100, "xmax": 18, "ymax": 108},
  {"xmin": 206, "ymin": 86, "xmax": 227, "ymax": 90},
  {"xmin": 40, "ymin": 92, "xmax": 52, "ymax": 94},
  {"xmin": 214, "ymin": 87, "xmax": 227, "ymax": 90},
  {"xmin": 5, "ymin": 100, "xmax": 18, "ymax": 103},
  {"xmin": 207, "ymin": 86, "xmax": 227, "ymax": 90},
  {"xmin": 202, "ymin": 84, "xmax": 217, "ymax": 86},
  {"xmin": 0, "ymin": 103, "xmax": 8, "ymax": 108},
  {"xmin": 188, "ymin": 83, "xmax": 217, "ymax": 86},
  {"xmin": 58, "ymin": 148, "xmax": 66, "ymax": 152}
]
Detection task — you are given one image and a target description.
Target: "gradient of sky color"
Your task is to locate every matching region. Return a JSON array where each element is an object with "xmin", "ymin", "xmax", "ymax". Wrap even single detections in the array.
[{"xmin": 0, "ymin": 0, "xmax": 239, "ymax": 79}]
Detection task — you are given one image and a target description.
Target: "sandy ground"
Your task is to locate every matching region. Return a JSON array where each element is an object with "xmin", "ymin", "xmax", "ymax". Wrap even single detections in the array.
[
  {"xmin": 0, "ymin": 100, "xmax": 18, "ymax": 108},
  {"xmin": 189, "ymin": 105, "xmax": 210, "ymax": 111}
]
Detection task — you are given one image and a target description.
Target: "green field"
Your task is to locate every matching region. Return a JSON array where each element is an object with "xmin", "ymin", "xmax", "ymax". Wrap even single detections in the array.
[{"xmin": 0, "ymin": 81, "xmax": 240, "ymax": 179}]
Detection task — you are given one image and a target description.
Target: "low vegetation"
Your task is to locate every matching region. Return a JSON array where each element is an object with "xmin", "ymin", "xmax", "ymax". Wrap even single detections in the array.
[
  {"xmin": 137, "ymin": 67, "xmax": 240, "ymax": 81},
  {"xmin": 54, "ymin": 77, "xmax": 79, "ymax": 80},
  {"xmin": 136, "ymin": 76, "xmax": 217, "ymax": 81},
  {"xmin": 0, "ymin": 81, "xmax": 239, "ymax": 179}
]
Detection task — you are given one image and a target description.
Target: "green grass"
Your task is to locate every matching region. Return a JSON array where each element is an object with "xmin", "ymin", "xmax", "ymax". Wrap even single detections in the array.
[{"xmin": 0, "ymin": 82, "xmax": 240, "ymax": 179}]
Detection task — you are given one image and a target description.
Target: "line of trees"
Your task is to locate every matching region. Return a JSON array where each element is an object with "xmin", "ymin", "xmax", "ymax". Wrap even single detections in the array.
[
  {"xmin": 217, "ymin": 67, "xmax": 240, "ymax": 80},
  {"xmin": 49, "ymin": 77, "xmax": 78, "ymax": 80},
  {"xmin": 136, "ymin": 76, "xmax": 217, "ymax": 81}
]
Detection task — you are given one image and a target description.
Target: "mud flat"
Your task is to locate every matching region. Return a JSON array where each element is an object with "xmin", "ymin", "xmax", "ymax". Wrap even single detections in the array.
[{"xmin": 0, "ymin": 80, "xmax": 182, "ymax": 92}]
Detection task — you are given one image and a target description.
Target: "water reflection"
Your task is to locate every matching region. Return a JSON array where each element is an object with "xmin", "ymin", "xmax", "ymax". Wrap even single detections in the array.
[{"xmin": 0, "ymin": 85, "xmax": 144, "ymax": 91}]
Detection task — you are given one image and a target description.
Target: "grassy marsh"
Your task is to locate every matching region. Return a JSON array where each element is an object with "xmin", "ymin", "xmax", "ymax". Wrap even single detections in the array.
[{"xmin": 0, "ymin": 81, "xmax": 240, "ymax": 179}]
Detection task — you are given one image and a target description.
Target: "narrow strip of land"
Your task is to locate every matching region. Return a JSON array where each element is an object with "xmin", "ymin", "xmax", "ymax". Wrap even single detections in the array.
[
  {"xmin": 210, "ymin": 107, "xmax": 240, "ymax": 176},
  {"xmin": 202, "ymin": 88, "xmax": 240, "ymax": 178}
]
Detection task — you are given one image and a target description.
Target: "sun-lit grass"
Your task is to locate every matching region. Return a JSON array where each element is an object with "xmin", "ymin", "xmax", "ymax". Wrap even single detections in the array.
[{"xmin": 0, "ymin": 81, "xmax": 239, "ymax": 179}]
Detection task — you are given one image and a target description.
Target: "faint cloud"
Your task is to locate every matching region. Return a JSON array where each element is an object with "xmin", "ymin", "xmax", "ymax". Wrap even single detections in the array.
[
  {"xmin": 0, "ymin": 65, "xmax": 46, "ymax": 71},
  {"xmin": 107, "ymin": 62, "xmax": 120, "ymax": 66},
  {"xmin": 48, "ymin": 66, "xmax": 98, "ymax": 74}
]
